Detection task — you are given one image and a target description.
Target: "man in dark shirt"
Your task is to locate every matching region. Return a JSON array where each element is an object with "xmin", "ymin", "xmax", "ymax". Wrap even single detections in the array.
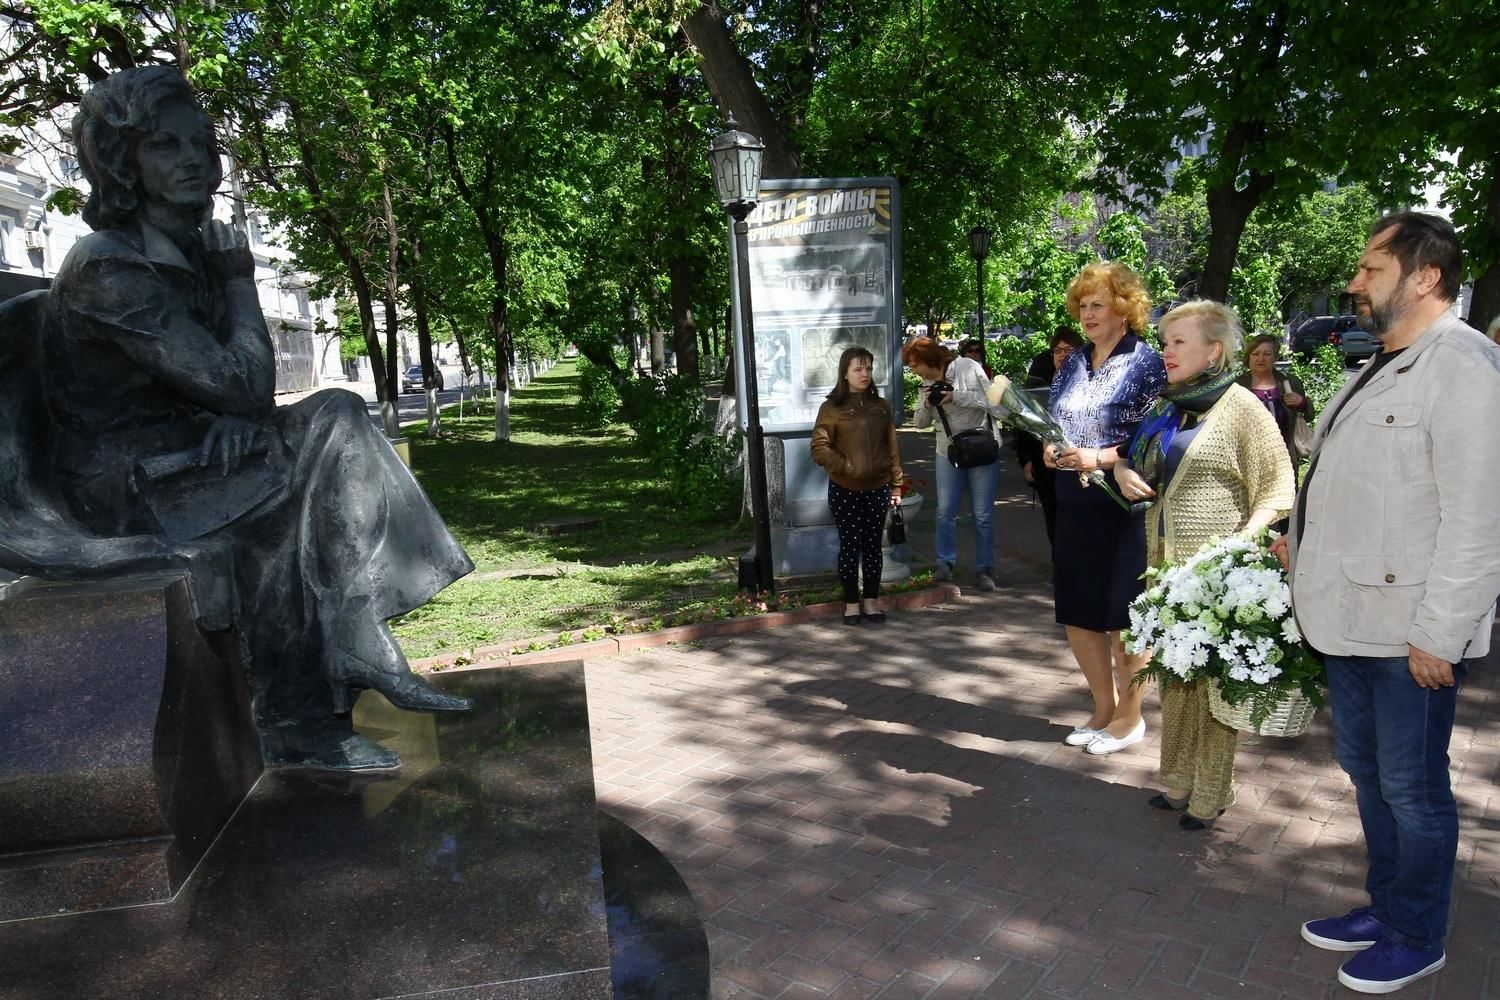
[{"xmin": 1273, "ymin": 213, "xmax": 1500, "ymax": 995}]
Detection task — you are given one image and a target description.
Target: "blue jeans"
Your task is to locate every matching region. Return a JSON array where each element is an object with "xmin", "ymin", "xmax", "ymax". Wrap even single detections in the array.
[
  {"xmin": 933, "ymin": 455, "xmax": 999, "ymax": 572},
  {"xmin": 1326, "ymin": 655, "xmax": 1468, "ymax": 950}
]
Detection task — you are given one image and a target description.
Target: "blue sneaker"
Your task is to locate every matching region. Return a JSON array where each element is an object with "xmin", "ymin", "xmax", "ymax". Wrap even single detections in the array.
[
  {"xmin": 1300, "ymin": 907, "xmax": 1385, "ymax": 951},
  {"xmin": 1337, "ymin": 939, "xmax": 1445, "ymax": 994}
]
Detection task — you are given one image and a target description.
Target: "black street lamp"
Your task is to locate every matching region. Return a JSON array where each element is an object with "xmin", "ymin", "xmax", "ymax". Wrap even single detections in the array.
[
  {"xmin": 708, "ymin": 118, "xmax": 775, "ymax": 598},
  {"xmin": 968, "ymin": 225, "xmax": 993, "ymax": 338}
]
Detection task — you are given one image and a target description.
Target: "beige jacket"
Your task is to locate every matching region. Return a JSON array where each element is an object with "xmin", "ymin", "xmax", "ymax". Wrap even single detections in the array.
[
  {"xmin": 1149, "ymin": 384, "xmax": 1295, "ymax": 565},
  {"xmin": 1287, "ymin": 314, "xmax": 1500, "ymax": 662}
]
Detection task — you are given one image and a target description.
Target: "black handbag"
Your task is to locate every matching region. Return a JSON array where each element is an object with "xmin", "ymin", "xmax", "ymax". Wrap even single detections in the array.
[
  {"xmin": 936, "ymin": 403, "xmax": 999, "ymax": 469},
  {"xmin": 887, "ymin": 503, "xmax": 906, "ymax": 544}
]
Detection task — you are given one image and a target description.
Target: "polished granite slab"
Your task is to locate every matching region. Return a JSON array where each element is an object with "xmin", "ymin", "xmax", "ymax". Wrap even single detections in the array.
[
  {"xmin": 0, "ymin": 575, "xmax": 261, "ymax": 919},
  {"xmin": 599, "ymin": 811, "xmax": 709, "ymax": 999},
  {"xmin": 0, "ymin": 663, "xmax": 613, "ymax": 1000}
]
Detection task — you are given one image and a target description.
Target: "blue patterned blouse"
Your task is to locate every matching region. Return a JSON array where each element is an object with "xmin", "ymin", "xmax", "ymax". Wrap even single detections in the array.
[{"xmin": 1050, "ymin": 332, "xmax": 1166, "ymax": 449}]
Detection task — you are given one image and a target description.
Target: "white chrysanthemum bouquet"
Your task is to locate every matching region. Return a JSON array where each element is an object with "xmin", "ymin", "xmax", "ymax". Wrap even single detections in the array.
[{"xmin": 1125, "ymin": 529, "xmax": 1325, "ymax": 732}]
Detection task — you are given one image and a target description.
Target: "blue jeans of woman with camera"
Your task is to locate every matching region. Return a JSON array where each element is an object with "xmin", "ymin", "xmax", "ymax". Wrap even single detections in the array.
[{"xmin": 934, "ymin": 457, "xmax": 1000, "ymax": 575}]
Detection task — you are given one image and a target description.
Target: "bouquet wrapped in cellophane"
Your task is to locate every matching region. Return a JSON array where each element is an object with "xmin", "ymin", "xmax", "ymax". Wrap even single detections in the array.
[{"xmin": 986, "ymin": 373, "xmax": 1130, "ymax": 510}]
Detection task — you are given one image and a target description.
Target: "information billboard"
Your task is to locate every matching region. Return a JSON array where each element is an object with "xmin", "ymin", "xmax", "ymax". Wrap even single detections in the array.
[{"xmin": 730, "ymin": 178, "xmax": 902, "ymax": 433}]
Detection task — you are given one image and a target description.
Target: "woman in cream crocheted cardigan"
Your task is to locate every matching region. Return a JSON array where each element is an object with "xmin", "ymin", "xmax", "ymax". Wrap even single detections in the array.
[{"xmin": 1113, "ymin": 301, "xmax": 1296, "ymax": 830}]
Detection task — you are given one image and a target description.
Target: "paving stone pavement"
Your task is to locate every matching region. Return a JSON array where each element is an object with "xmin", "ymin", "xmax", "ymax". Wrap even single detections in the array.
[{"xmin": 585, "ymin": 434, "xmax": 1500, "ymax": 998}]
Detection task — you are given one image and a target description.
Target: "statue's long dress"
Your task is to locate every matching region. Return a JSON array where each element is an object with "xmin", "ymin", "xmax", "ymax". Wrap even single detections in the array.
[{"xmin": 38, "ymin": 223, "xmax": 472, "ymax": 740}]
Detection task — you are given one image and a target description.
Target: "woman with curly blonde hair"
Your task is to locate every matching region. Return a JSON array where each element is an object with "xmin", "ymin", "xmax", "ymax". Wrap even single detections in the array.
[{"xmin": 1044, "ymin": 262, "xmax": 1166, "ymax": 754}]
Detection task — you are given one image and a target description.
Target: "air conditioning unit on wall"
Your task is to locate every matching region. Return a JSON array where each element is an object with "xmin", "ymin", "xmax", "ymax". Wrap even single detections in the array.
[{"xmin": 22, "ymin": 229, "xmax": 44, "ymax": 251}]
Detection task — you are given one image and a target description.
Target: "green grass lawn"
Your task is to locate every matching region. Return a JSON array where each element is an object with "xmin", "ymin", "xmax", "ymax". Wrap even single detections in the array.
[{"xmin": 391, "ymin": 359, "xmax": 750, "ymax": 657}]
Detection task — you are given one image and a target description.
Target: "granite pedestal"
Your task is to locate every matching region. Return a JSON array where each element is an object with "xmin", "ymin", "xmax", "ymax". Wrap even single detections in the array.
[
  {"xmin": 0, "ymin": 575, "xmax": 262, "ymax": 921},
  {"xmin": 0, "ymin": 663, "xmax": 625, "ymax": 999}
]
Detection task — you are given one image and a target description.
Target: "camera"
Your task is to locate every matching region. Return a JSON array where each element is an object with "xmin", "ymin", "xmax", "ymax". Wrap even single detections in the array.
[{"xmin": 927, "ymin": 380, "xmax": 953, "ymax": 407}]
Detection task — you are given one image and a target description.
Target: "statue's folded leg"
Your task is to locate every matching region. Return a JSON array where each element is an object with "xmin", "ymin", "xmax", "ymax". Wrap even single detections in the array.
[{"xmin": 278, "ymin": 390, "xmax": 473, "ymax": 713}]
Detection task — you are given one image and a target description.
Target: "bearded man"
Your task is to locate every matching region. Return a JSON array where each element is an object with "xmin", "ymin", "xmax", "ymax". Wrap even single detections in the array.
[{"xmin": 1273, "ymin": 212, "xmax": 1500, "ymax": 994}]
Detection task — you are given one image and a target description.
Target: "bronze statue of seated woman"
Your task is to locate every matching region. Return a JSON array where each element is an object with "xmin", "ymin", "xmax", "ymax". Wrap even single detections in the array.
[{"xmin": 2, "ymin": 66, "xmax": 473, "ymax": 770}]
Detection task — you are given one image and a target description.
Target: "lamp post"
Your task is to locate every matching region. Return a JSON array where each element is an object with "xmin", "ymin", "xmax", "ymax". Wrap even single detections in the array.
[
  {"xmin": 708, "ymin": 118, "xmax": 775, "ymax": 598},
  {"xmin": 968, "ymin": 225, "xmax": 992, "ymax": 338}
]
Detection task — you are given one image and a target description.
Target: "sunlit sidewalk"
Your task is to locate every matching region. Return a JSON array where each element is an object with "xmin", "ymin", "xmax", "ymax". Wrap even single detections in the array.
[{"xmin": 583, "ymin": 451, "xmax": 1500, "ymax": 998}]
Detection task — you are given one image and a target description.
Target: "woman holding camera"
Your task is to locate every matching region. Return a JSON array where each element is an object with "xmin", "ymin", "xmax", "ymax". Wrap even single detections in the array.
[
  {"xmin": 1045, "ymin": 263, "xmax": 1165, "ymax": 754},
  {"xmin": 1113, "ymin": 301, "xmax": 1294, "ymax": 828},
  {"xmin": 905, "ymin": 336, "xmax": 1004, "ymax": 591},
  {"xmin": 811, "ymin": 346, "xmax": 903, "ymax": 625}
]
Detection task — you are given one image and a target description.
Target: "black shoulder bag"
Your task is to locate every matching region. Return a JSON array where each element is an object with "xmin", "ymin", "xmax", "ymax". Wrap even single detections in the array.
[{"xmin": 936, "ymin": 403, "xmax": 999, "ymax": 469}]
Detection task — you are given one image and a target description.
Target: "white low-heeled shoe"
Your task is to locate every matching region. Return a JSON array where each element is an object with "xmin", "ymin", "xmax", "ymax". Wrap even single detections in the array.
[
  {"xmin": 1064, "ymin": 725, "xmax": 1104, "ymax": 747},
  {"xmin": 1085, "ymin": 719, "xmax": 1146, "ymax": 755}
]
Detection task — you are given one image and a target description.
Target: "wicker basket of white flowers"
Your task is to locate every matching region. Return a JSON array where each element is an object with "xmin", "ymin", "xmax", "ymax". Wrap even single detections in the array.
[{"xmin": 1125, "ymin": 530, "xmax": 1325, "ymax": 737}]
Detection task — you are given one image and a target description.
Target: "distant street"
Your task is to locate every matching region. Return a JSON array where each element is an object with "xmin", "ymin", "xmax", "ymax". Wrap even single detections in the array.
[{"xmin": 276, "ymin": 377, "xmax": 482, "ymax": 428}]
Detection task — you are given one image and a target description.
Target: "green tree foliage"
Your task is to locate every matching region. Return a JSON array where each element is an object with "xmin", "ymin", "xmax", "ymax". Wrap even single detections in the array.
[
  {"xmin": 1227, "ymin": 255, "xmax": 1281, "ymax": 337},
  {"xmin": 1084, "ymin": 1, "xmax": 1422, "ymax": 304},
  {"xmin": 1404, "ymin": 1, "xmax": 1500, "ymax": 328},
  {"xmin": 800, "ymin": 1, "xmax": 1085, "ymax": 332},
  {"xmin": 1286, "ymin": 345, "xmax": 1347, "ymax": 416},
  {"xmin": 1148, "ymin": 177, "xmax": 1379, "ymax": 325}
]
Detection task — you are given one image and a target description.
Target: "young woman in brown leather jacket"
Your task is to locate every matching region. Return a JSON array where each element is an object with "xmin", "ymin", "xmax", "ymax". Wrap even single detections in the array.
[{"xmin": 810, "ymin": 346, "xmax": 903, "ymax": 624}]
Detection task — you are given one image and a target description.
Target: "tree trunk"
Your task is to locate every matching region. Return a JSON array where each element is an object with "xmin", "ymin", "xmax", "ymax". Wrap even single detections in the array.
[
  {"xmin": 442, "ymin": 131, "xmax": 514, "ymax": 441},
  {"xmin": 1196, "ymin": 9, "xmax": 1285, "ymax": 304},
  {"xmin": 649, "ymin": 317, "xmax": 667, "ymax": 375},
  {"xmin": 447, "ymin": 317, "xmax": 473, "ymax": 387},
  {"xmin": 623, "ymin": 296, "xmax": 642, "ymax": 375},
  {"xmin": 408, "ymin": 231, "xmax": 441, "ymax": 436},
  {"xmin": 1465, "ymin": 158, "xmax": 1500, "ymax": 334},
  {"xmin": 1199, "ymin": 123, "xmax": 1275, "ymax": 303},
  {"xmin": 378, "ymin": 176, "xmax": 403, "ymax": 438},
  {"xmin": 698, "ymin": 322, "xmax": 713, "ymax": 377},
  {"xmin": 663, "ymin": 54, "xmax": 701, "ymax": 381},
  {"xmin": 667, "ymin": 256, "xmax": 699, "ymax": 380},
  {"xmin": 682, "ymin": 1, "xmax": 800, "ymax": 178},
  {"xmin": 331, "ymin": 245, "xmax": 396, "ymax": 437}
]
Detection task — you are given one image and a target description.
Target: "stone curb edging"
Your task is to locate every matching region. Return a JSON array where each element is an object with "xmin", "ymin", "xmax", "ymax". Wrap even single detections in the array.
[{"xmin": 414, "ymin": 583, "xmax": 962, "ymax": 675}]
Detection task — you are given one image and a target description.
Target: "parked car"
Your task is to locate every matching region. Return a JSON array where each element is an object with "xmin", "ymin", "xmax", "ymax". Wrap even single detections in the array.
[
  {"xmin": 1290, "ymin": 315, "xmax": 1369, "ymax": 358},
  {"xmin": 401, "ymin": 364, "xmax": 444, "ymax": 393},
  {"xmin": 1332, "ymin": 324, "xmax": 1379, "ymax": 362}
]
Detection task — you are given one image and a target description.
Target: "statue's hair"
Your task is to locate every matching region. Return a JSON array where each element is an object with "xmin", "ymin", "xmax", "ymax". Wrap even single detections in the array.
[{"xmin": 72, "ymin": 67, "xmax": 219, "ymax": 231}]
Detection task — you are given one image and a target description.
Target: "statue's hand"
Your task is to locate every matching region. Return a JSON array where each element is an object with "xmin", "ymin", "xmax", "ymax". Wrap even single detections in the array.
[
  {"xmin": 200, "ymin": 415, "xmax": 261, "ymax": 475},
  {"xmin": 201, "ymin": 217, "xmax": 254, "ymax": 281}
]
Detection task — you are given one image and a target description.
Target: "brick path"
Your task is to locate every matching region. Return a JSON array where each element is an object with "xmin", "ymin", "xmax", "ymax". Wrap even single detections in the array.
[{"xmin": 584, "ymin": 443, "xmax": 1500, "ymax": 999}]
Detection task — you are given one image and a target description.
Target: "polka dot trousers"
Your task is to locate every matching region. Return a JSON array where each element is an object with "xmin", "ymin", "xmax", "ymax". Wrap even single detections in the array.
[{"xmin": 828, "ymin": 481, "xmax": 891, "ymax": 602}]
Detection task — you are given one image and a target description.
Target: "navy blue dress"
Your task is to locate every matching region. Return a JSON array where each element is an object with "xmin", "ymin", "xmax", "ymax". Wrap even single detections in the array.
[{"xmin": 1048, "ymin": 333, "xmax": 1165, "ymax": 631}]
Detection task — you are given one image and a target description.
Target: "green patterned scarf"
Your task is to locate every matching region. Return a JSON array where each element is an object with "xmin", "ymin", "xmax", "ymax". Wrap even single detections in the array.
[{"xmin": 1127, "ymin": 366, "xmax": 1239, "ymax": 495}]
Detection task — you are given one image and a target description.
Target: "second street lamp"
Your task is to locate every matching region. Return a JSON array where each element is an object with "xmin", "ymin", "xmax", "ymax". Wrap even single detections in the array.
[
  {"xmin": 968, "ymin": 225, "xmax": 992, "ymax": 339},
  {"xmin": 708, "ymin": 119, "xmax": 775, "ymax": 598}
]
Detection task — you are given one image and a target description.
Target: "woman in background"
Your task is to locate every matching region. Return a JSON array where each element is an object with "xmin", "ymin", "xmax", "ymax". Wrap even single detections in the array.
[
  {"xmin": 1236, "ymin": 333, "xmax": 1313, "ymax": 463},
  {"xmin": 957, "ymin": 338, "xmax": 995, "ymax": 378},
  {"xmin": 1113, "ymin": 301, "xmax": 1294, "ymax": 829},
  {"xmin": 811, "ymin": 347, "xmax": 903, "ymax": 625},
  {"xmin": 1015, "ymin": 327, "xmax": 1084, "ymax": 547}
]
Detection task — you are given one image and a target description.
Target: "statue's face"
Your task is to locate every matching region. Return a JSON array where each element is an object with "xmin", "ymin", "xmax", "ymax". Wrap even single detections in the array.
[{"xmin": 134, "ymin": 99, "xmax": 216, "ymax": 213}]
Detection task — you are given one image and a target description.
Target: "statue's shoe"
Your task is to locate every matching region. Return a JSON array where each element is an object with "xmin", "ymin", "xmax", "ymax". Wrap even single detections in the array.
[
  {"xmin": 262, "ymin": 729, "xmax": 402, "ymax": 772},
  {"xmin": 326, "ymin": 647, "xmax": 472, "ymax": 714}
]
